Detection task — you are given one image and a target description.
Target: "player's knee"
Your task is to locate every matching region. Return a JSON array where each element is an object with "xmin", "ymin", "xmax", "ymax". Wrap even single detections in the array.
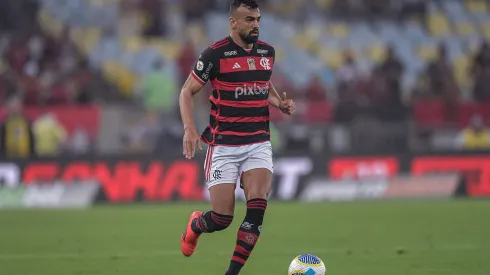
[
  {"xmin": 245, "ymin": 188, "xmax": 269, "ymax": 200},
  {"xmin": 242, "ymin": 174, "xmax": 272, "ymax": 200}
]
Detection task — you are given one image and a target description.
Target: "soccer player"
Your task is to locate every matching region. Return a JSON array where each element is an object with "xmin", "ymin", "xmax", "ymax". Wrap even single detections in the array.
[{"xmin": 179, "ymin": 1, "xmax": 296, "ymax": 274}]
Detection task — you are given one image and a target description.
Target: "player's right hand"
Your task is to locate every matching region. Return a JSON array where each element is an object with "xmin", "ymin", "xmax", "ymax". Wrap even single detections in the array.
[{"xmin": 183, "ymin": 128, "xmax": 203, "ymax": 159}]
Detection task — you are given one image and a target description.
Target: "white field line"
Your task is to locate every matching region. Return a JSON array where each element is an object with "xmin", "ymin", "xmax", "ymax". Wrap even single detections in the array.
[{"xmin": 0, "ymin": 244, "xmax": 485, "ymax": 260}]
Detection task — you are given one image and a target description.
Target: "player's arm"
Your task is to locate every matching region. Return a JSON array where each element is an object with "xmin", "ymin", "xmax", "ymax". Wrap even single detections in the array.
[
  {"xmin": 268, "ymin": 81, "xmax": 296, "ymax": 115},
  {"xmin": 267, "ymin": 48, "xmax": 295, "ymax": 115},
  {"xmin": 180, "ymin": 74, "xmax": 204, "ymax": 131},
  {"xmin": 179, "ymin": 47, "xmax": 217, "ymax": 159},
  {"xmin": 268, "ymin": 81, "xmax": 282, "ymax": 109}
]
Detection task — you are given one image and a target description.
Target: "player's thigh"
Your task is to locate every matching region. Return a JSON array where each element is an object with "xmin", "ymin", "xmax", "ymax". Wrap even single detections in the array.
[
  {"xmin": 241, "ymin": 168, "xmax": 272, "ymax": 200},
  {"xmin": 241, "ymin": 141, "xmax": 273, "ymax": 200},
  {"xmin": 205, "ymin": 145, "xmax": 240, "ymax": 215}
]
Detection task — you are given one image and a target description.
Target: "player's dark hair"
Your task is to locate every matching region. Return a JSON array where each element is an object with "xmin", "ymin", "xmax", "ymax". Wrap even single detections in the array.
[{"xmin": 229, "ymin": 0, "xmax": 259, "ymax": 14}]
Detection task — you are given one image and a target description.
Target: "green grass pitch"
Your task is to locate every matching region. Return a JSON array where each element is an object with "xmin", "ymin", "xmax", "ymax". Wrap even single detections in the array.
[{"xmin": 0, "ymin": 199, "xmax": 489, "ymax": 275}]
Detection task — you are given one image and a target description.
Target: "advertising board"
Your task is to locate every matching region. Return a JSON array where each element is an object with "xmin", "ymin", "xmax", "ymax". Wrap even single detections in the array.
[{"xmin": 0, "ymin": 152, "xmax": 488, "ymax": 205}]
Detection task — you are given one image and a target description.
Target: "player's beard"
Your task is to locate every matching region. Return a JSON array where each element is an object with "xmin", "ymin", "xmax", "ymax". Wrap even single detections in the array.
[{"xmin": 240, "ymin": 29, "xmax": 259, "ymax": 44}]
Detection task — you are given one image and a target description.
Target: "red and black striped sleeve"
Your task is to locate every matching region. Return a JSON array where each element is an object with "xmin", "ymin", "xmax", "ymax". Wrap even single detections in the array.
[{"xmin": 191, "ymin": 47, "xmax": 219, "ymax": 86}]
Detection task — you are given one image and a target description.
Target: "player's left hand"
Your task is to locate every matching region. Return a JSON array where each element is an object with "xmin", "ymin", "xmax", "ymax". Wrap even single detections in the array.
[{"xmin": 279, "ymin": 92, "xmax": 296, "ymax": 115}]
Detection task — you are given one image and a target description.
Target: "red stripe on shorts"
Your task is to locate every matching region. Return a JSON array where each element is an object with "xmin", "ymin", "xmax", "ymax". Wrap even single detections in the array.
[
  {"xmin": 205, "ymin": 146, "xmax": 214, "ymax": 181},
  {"xmin": 204, "ymin": 146, "xmax": 210, "ymax": 181}
]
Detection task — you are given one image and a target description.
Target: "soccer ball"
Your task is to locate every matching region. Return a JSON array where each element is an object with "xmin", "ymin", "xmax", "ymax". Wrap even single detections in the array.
[{"xmin": 288, "ymin": 254, "xmax": 326, "ymax": 275}]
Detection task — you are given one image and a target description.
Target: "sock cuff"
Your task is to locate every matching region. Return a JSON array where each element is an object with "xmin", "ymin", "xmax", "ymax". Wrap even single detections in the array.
[
  {"xmin": 209, "ymin": 210, "xmax": 233, "ymax": 218},
  {"xmin": 246, "ymin": 198, "xmax": 268, "ymax": 210},
  {"xmin": 209, "ymin": 211, "xmax": 234, "ymax": 222},
  {"xmin": 247, "ymin": 198, "xmax": 267, "ymax": 203}
]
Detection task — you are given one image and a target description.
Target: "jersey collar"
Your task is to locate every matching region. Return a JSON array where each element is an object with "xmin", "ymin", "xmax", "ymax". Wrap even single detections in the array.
[{"xmin": 227, "ymin": 35, "xmax": 257, "ymax": 55}]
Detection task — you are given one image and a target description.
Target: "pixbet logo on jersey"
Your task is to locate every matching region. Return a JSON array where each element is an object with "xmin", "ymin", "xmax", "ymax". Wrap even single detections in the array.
[{"xmin": 234, "ymin": 83, "xmax": 269, "ymax": 99}]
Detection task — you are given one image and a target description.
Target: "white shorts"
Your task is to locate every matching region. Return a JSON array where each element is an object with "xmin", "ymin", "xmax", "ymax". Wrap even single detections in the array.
[{"xmin": 204, "ymin": 141, "xmax": 273, "ymax": 189}]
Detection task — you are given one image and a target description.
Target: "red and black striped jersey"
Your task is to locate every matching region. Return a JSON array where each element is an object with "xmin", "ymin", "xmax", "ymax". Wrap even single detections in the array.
[{"xmin": 191, "ymin": 36, "xmax": 275, "ymax": 146}]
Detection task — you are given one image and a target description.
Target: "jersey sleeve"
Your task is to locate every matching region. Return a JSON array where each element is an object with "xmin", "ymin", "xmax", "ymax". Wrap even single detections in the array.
[{"xmin": 191, "ymin": 47, "xmax": 218, "ymax": 85}]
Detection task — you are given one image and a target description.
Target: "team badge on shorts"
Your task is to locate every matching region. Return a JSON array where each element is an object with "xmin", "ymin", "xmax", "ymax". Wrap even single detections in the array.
[{"xmin": 212, "ymin": 170, "xmax": 222, "ymax": 180}]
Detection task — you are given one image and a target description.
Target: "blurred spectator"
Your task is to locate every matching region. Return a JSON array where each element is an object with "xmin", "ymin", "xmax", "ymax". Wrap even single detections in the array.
[
  {"xmin": 423, "ymin": 44, "xmax": 460, "ymax": 123},
  {"xmin": 334, "ymin": 52, "xmax": 364, "ymax": 123},
  {"xmin": 69, "ymin": 127, "xmax": 91, "ymax": 155},
  {"xmin": 375, "ymin": 45, "xmax": 404, "ymax": 104},
  {"xmin": 183, "ymin": 0, "xmax": 211, "ymax": 23},
  {"xmin": 141, "ymin": 0, "xmax": 167, "ymax": 37},
  {"xmin": 470, "ymin": 41, "xmax": 490, "ymax": 101},
  {"xmin": 70, "ymin": 60, "xmax": 96, "ymax": 104},
  {"xmin": 333, "ymin": 53, "xmax": 365, "ymax": 123},
  {"xmin": 456, "ymin": 115, "xmax": 490, "ymax": 150},
  {"xmin": 365, "ymin": 73, "xmax": 389, "ymax": 104},
  {"xmin": 337, "ymin": 52, "xmax": 362, "ymax": 102},
  {"xmin": 177, "ymin": 39, "xmax": 197, "ymax": 86},
  {"xmin": 120, "ymin": 115, "xmax": 159, "ymax": 154},
  {"xmin": 306, "ymin": 76, "xmax": 327, "ymax": 101},
  {"xmin": 139, "ymin": 59, "xmax": 178, "ymax": 122},
  {"xmin": 337, "ymin": 52, "xmax": 361, "ymax": 87},
  {"xmin": 57, "ymin": 28, "xmax": 80, "ymax": 75},
  {"xmin": 32, "ymin": 112, "xmax": 67, "ymax": 156},
  {"xmin": 426, "ymin": 43, "xmax": 459, "ymax": 99},
  {"xmin": 0, "ymin": 96, "xmax": 36, "ymax": 158}
]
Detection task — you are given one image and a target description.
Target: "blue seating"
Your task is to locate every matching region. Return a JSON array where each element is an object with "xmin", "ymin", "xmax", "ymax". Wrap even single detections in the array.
[{"xmin": 36, "ymin": 0, "xmax": 490, "ymax": 96}]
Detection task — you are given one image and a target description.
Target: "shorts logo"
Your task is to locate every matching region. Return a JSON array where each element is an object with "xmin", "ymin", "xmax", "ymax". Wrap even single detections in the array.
[
  {"xmin": 248, "ymin": 58, "xmax": 256, "ymax": 70},
  {"xmin": 260, "ymin": 57, "xmax": 271, "ymax": 70},
  {"xmin": 240, "ymin": 222, "xmax": 253, "ymax": 230},
  {"xmin": 213, "ymin": 170, "xmax": 222, "ymax": 180},
  {"xmin": 258, "ymin": 225, "xmax": 262, "ymax": 233}
]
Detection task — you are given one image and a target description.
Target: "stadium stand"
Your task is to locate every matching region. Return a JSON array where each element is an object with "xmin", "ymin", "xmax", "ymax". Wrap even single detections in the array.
[{"xmin": 2, "ymin": 0, "xmax": 490, "ymax": 153}]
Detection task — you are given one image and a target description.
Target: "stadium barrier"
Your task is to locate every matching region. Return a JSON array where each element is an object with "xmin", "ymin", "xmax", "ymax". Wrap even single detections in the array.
[{"xmin": 0, "ymin": 152, "xmax": 489, "ymax": 207}]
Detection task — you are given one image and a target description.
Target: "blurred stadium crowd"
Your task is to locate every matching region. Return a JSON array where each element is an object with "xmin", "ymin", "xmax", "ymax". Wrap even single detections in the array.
[{"xmin": 2, "ymin": 0, "xmax": 490, "ymax": 158}]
